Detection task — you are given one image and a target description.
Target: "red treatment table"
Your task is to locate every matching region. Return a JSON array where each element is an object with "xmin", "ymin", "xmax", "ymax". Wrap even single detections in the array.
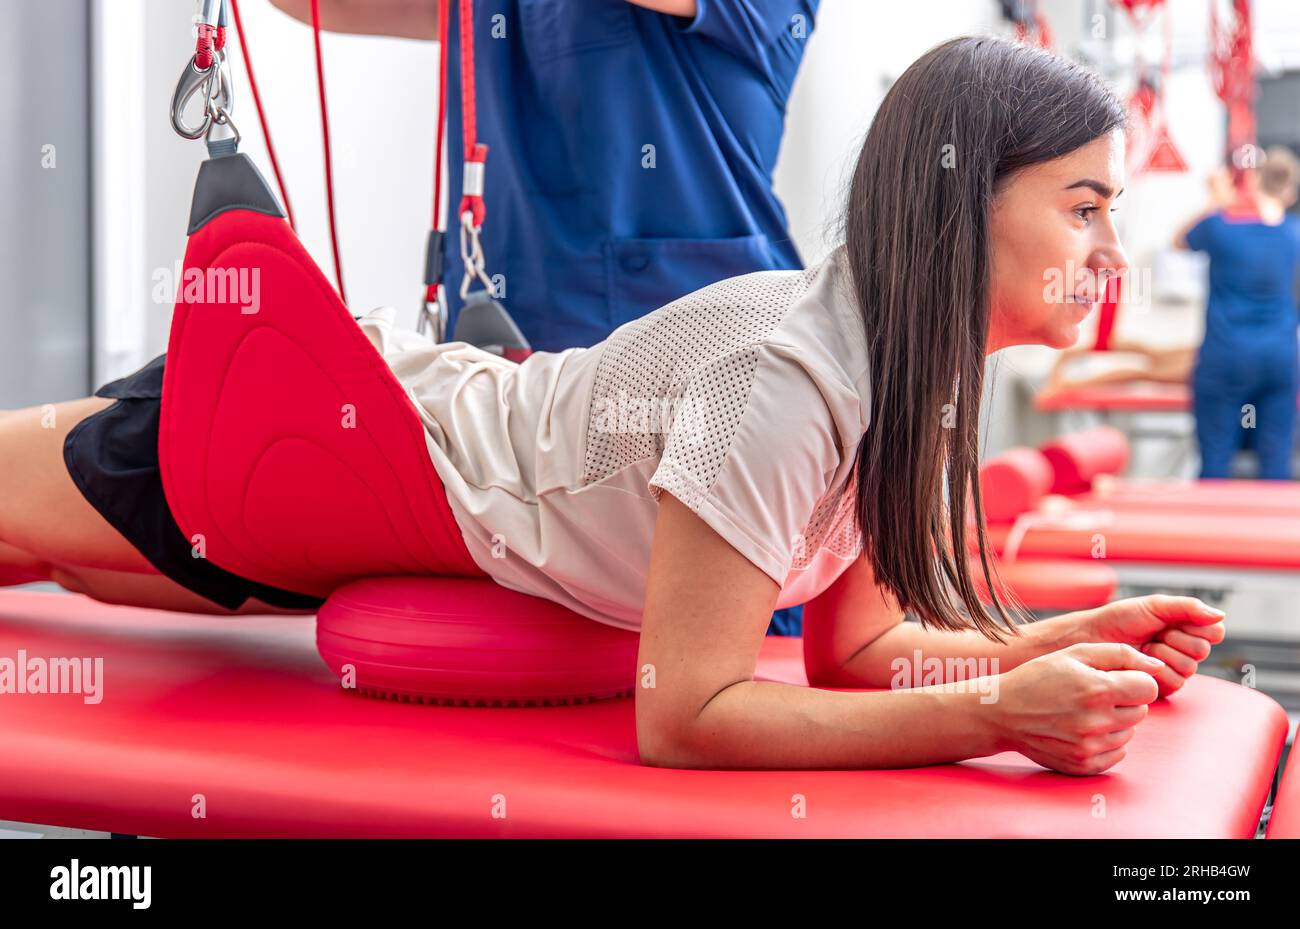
[
  {"xmin": 1266, "ymin": 723, "xmax": 1300, "ymax": 838},
  {"xmin": 1072, "ymin": 476, "xmax": 1300, "ymax": 516},
  {"xmin": 1037, "ymin": 383, "xmax": 1300, "ymax": 415},
  {"xmin": 1035, "ymin": 382, "xmax": 1191, "ymax": 413},
  {"xmin": 984, "ymin": 507, "xmax": 1300, "ymax": 593},
  {"xmin": 0, "ymin": 589, "xmax": 1287, "ymax": 838},
  {"xmin": 977, "ymin": 434, "xmax": 1300, "ymax": 591},
  {"xmin": 972, "ymin": 558, "xmax": 1117, "ymax": 611}
]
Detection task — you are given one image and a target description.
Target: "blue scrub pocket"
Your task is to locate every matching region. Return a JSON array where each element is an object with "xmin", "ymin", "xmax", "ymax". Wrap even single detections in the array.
[
  {"xmin": 604, "ymin": 235, "xmax": 778, "ymax": 330},
  {"xmin": 518, "ymin": 0, "xmax": 635, "ymax": 63}
]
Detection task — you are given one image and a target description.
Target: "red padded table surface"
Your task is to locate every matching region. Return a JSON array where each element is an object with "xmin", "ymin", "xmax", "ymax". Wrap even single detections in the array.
[
  {"xmin": 1266, "ymin": 724, "xmax": 1300, "ymax": 838},
  {"xmin": 973, "ymin": 558, "xmax": 1116, "ymax": 610},
  {"xmin": 0, "ymin": 590, "xmax": 1286, "ymax": 838},
  {"xmin": 1036, "ymin": 384, "xmax": 1300, "ymax": 414},
  {"xmin": 1073, "ymin": 478, "xmax": 1300, "ymax": 516},
  {"xmin": 987, "ymin": 509, "xmax": 1300, "ymax": 570}
]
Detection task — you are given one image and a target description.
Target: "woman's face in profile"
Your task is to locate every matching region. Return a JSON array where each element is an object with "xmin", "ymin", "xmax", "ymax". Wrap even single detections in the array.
[{"xmin": 986, "ymin": 129, "xmax": 1130, "ymax": 352}]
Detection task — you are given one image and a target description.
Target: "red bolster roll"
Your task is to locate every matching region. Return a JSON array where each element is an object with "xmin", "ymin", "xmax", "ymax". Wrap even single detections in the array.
[
  {"xmin": 1040, "ymin": 426, "xmax": 1130, "ymax": 494},
  {"xmin": 979, "ymin": 447, "xmax": 1055, "ymax": 523}
]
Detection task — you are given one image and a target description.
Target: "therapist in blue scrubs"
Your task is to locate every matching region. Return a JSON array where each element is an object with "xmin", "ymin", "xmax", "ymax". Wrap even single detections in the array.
[
  {"xmin": 1175, "ymin": 149, "xmax": 1300, "ymax": 480},
  {"xmin": 272, "ymin": 0, "xmax": 819, "ymax": 633}
]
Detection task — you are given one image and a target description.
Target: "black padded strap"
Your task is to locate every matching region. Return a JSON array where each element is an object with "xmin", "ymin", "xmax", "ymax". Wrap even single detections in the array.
[{"xmin": 188, "ymin": 152, "xmax": 286, "ymax": 234}]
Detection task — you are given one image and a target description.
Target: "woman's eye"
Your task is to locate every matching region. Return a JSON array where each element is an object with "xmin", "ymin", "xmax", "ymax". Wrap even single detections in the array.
[{"xmin": 1074, "ymin": 206, "xmax": 1098, "ymax": 222}]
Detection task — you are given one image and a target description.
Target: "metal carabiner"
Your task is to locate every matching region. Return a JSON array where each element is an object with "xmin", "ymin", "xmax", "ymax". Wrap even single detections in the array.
[
  {"xmin": 417, "ymin": 287, "xmax": 449, "ymax": 342},
  {"xmin": 458, "ymin": 211, "xmax": 496, "ymax": 299},
  {"xmin": 172, "ymin": 1, "xmax": 228, "ymax": 142},
  {"xmin": 206, "ymin": 100, "xmax": 243, "ymax": 152},
  {"xmin": 212, "ymin": 47, "xmax": 235, "ymax": 118},
  {"xmin": 171, "ymin": 55, "xmax": 219, "ymax": 141}
]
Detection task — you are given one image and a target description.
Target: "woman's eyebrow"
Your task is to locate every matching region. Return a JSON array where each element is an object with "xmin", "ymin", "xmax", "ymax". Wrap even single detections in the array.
[{"xmin": 1064, "ymin": 179, "xmax": 1124, "ymax": 199}]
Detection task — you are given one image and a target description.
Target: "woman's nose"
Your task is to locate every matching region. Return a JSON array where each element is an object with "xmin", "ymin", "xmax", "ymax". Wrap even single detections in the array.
[
  {"xmin": 1084, "ymin": 244, "xmax": 1129, "ymax": 302},
  {"xmin": 1091, "ymin": 239, "xmax": 1129, "ymax": 282}
]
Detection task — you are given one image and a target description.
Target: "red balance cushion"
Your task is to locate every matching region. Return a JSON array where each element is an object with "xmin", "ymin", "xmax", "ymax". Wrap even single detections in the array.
[{"xmin": 316, "ymin": 576, "xmax": 640, "ymax": 705}]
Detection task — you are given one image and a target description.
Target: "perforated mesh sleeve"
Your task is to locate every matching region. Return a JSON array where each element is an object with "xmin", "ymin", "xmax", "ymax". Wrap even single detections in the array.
[
  {"xmin": 582, "ymin": 270, "xmax": 816, "ymax": 488},
  {"xmin": 647, "ymin": 344, "xmax": 846, "ymax": 586}
]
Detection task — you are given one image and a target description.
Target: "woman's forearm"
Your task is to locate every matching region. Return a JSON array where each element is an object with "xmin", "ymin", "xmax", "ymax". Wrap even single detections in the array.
[
  {"xmin": 268, "ymin": 0, "xmax": 437, "ymax": 39},
  {"xmin": 820, "ymin": 614, "xmax": 1082, "ymax": 689},
  {"xmin": 652, "ymin": 678, "xmax": 1004, "ymax": 770}
]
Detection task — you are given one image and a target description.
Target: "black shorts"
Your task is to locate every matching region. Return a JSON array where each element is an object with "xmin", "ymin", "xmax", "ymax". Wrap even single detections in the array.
[{"xmin": 61, "ymin": 353, "xmax": 327, "ymax": 612}]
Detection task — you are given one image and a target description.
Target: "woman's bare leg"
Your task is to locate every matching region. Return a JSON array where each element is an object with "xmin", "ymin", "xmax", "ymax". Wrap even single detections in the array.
[
  {"xmin": 1, "ymin": 538, "xmax": 314, "ymax": 615},
  {"xmin": 0, "ymin": 397, "xmax": 157, "ymax": 573},
  {"xmin": 45, "ymin": 563, "xmax": 317, "ymax": 615},
  {"xmin": 0, "ymin": 538, "xmax": 50, "ymax": 580},
  {"xmin": 0, "ymin": 398, "xmax": 315, "ymax": 615}
]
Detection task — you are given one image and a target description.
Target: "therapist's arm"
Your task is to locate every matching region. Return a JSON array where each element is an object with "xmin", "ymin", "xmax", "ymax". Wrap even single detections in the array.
[
  {"xmin": 802, "ymin": 553, "xmax": 1079, "ymax": 689},
  {"xmin": 269, "ymin": 0, "xmax": 695, "ymax": 37},
  {"xmin": 625, "ymin": 0, "xmax": 697, "ymax": 14},
  {"xmin": 267, "ymin": 0, "xmax": 438, "ymax": 39},
  {"xmin": 1173, "ymin": 167, "xmax": 1235, "ymax": 250}
]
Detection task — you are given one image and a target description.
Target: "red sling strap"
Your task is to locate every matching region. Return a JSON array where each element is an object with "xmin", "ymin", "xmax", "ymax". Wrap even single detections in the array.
[{"xmin": 229, "ymin": 0, "xmax": 487, "ymax": 324}]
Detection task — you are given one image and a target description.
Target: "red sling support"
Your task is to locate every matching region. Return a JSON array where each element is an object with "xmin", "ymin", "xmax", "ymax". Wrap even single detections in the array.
[{"xmin": 159, "ymin": 155, "xmax": 485, "ymax": 597}]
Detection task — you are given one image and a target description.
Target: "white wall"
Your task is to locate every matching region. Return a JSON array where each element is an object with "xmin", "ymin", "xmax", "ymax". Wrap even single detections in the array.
[{"xmin": 775, "ymin": 0, "xmax": 1004, "ymax": 264}]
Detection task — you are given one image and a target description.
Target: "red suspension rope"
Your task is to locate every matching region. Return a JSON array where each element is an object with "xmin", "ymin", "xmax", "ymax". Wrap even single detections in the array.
[
  {"xmin": 224, "ymin": 0, "xmax": 469, "ymax": 311},
  {"xmin": 457, "ymin": 0, "xmax": 487, "ymax": 230},
  {"xmin": 227, "ymin": 0, "xmax": 296, "ymax": 231},
  {"xmin": 426, "ymin": 0, "xmax": 452, "ymax": 306},
  {"xmin": 310, "ymin": 0, "xmax": 348, "ymax": 303}
]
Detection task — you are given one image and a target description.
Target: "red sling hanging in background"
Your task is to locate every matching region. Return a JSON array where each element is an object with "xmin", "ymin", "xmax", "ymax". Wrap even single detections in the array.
[{"xmin": 1209, "ymin": 0, "xmax": 1260, "ymax": 221}]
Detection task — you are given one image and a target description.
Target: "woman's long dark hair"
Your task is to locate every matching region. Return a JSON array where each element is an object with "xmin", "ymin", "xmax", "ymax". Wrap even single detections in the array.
[{"xmin": 843, "ymin": 36, "xmax": 1127, "ymax": 641}]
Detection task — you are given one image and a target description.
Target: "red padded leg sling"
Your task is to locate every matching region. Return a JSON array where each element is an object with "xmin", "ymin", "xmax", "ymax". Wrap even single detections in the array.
[{"xmin": 159, "ymin": 154, "xmax": 486, "ymax": 598}]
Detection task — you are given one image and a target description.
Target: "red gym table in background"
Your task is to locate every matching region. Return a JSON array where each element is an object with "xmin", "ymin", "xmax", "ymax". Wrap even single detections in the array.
[{"xmin": 1035, "ymin": 382, "xmax": 1191, "ymax": 413}]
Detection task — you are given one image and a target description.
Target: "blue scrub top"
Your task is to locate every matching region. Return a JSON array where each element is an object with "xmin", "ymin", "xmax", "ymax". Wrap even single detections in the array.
[
  {"xmin": 441, "ymin": 0, "xmax": 818, "ymax": 352},
  {"xmin": 1185, "ymin": 212, "xmax": 1300, "ymax": 361}
]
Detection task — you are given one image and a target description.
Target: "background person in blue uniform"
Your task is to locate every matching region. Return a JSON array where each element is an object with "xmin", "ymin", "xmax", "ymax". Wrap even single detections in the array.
[
  {"xmin": 1174, "ymin": 148, "xmax": 1300, "ymax": 481},
  {"xmin": 272, "ymin": 0, "xmax": 818, "ymax": 634}
]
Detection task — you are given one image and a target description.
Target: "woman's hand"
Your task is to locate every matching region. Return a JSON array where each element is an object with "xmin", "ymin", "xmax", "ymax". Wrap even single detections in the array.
[
  {"xmin": 1070, "ymin": 595, "xmax": 1225, "ymax": 697},
  {"xmin": 991, "ymin": 643, "xmax": 1166, "ymax": 775}
]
